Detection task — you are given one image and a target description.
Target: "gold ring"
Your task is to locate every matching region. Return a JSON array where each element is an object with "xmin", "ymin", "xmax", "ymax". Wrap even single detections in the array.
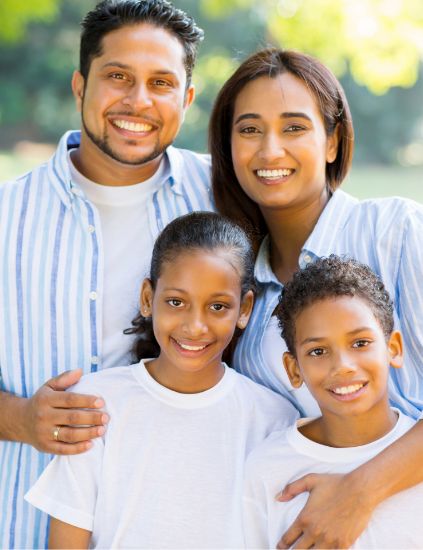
[{"xmin": 53, "ymin": 426, "xmax": 61, "ymax": 441}]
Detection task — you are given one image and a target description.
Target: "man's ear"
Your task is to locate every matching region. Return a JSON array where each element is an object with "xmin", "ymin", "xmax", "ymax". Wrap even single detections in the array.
[
  {"xmin": 183, "ymin": 84, "xmax": 195, "ymax": 110},
  {"xmin": 71, "ymin": 70, "xmax": 85, "ymax": 113},
  {"xmin": 140, "ymin": 279, "xmax": 154, "ymax": 317},
  {"xmin": 236, "ymin": 290, "xmax": 254, "ymax": 330},
  {"xmin": 283, "ymin": 352, "xmax": 303, "ymax": 388},
  {"xmin": 326, "ymin": 123, "xmax": 340, "ymax": 164},
  {"xmin": 388, "ymin": 330, "xmax": 403, "ymax": 369}
]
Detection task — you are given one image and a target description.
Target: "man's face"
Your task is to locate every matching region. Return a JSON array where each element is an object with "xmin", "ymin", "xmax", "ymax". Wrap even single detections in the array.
[{"xmin": 72, "ymin": 23, "xmax": 194, "ymax": 170}]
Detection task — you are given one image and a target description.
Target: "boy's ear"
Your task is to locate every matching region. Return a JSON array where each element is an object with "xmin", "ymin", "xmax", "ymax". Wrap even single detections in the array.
[
  {"xmin": 388, "ymin": 330, "xmax": 403, "ymax": 369},
  {"xmin": 283, "ymin": 352, "xmax": 303, "ymax": 388},
  {"xmin": 140, "ymin": 279, "xmax": 154, "ymax": 317},
  {"xmin": 236, "ymin": 290, "xmax": 254, "ymax": 330},
  {"xmin": 71, "ymin": 70, "xmax": 85, "ymax": 113}
]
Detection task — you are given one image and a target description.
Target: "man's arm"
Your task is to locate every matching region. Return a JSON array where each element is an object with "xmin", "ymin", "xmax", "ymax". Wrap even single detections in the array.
[
  {"xmin": 277, "ymin": 419, "xmax": 423, "ymax": 549},
  {"xmin": 0, "ymin": 369, "xmax": 108, "ymax": 454},
  {"xmin": 49, "ymin": 517, "xmax": 91, "ymax": 549}
]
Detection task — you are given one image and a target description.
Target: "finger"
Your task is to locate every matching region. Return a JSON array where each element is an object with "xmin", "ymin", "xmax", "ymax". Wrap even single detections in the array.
[
  {"xmin": 292, "ymin": 534, "xmax": 315, "ymax": 549},
  {"xmin": 49, "ymin": 390, "xmax": 105, "ymax": 410},
  {"xmin": 47, "ymin": 369, "xmax": 83, "ymax": 391},
  {"xmin": 50, "ymin": 440, "xmax": 94, "ymax": 456},
  {"xmin": 55, "ymin": 409, "xmax": 109, "ymax": 428},
  {"xmin": 53, "ymin": 425, "xmax": 106, "ymax": 444},
  {"xmin": 277, "ymin": 524, "xmax": 303, "ymax": 549},
  {"xmin": 276, "ymin": 474, "xmax": 317, "ymax": 501}
]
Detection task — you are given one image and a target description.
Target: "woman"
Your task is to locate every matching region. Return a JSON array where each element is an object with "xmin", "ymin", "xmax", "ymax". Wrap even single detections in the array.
[{"xmin": 209, "ymin": 48, "xmax": 423, "ymax": 548}]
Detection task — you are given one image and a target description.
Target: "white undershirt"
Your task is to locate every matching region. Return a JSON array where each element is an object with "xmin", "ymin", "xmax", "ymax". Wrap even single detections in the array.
[{"xmin": 68, "ymin": 152, "xmax": 168, "ymax": 368}]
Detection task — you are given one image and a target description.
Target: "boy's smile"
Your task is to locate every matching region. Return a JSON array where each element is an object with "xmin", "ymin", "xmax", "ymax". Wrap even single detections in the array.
[{"xmin": 284, "ymin": 295, "xmax": 402, "ymax": 446}]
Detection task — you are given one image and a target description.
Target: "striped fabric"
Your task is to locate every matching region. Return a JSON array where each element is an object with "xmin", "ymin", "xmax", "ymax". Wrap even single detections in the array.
[
  {"xmin": 234, "ymin": 189, "xmax": 423, "ymax": 419},
  {"xmin": 0, "ymin": 131, "xmax": 213, "ymax": 549}
]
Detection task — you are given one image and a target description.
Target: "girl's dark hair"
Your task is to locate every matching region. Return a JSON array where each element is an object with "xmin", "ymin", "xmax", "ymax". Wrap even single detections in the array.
[
  {"xmin": 124, "ymin": 211, "xmax": 255, "ymax": 362},
  {"xmin": 209, "ymin": 48, "xmax": 354, "ymax": 247},
  {"xmin": 276, "ymin": 255, "xmax": 394, "ymax": 357},
  {"xmin": 80, "ymin": 0, "xmax": 204, "ymax": 87}
]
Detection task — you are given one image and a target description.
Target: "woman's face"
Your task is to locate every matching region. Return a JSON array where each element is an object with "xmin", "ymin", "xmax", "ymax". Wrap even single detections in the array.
[{"xmin": 231, "ymin": 72, "xmax": 338, "ymax": 214}]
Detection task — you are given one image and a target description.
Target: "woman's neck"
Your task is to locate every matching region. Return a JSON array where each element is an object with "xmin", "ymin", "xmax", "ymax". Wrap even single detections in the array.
[{"xmin": 262, "ymin": 190, "xmax": 329, "ymax": 284}]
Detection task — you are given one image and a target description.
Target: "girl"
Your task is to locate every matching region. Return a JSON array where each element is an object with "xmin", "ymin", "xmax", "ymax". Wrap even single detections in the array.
[
  {"xmin": 209, "ymin": 48, "xmax": 423, "ymax": 548},
  {"xmin": 25, "ymin": 211, "xmax": 297, "ymax": 549}
]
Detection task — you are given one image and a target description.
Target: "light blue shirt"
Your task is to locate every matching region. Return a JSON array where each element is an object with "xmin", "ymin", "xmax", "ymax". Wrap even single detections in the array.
[
  {"xmin": 0, "ymin": 131, "xmax": 213, "ymax": 549},
  {"xmin": 234, "ymin": 189, "xmax": 423, "ymax": 419}
]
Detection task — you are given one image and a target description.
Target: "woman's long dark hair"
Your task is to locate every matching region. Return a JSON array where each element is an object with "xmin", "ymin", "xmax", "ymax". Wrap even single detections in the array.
[
  {"xmin": 209, "ymin": 48, "xmax": 354, "ymax": 249},
  {"xmin": 124, "ymin": 211, "xmax": 255, "ymax": 362}
]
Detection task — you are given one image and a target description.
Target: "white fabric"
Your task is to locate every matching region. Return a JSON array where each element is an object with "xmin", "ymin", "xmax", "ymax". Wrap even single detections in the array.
[
  {"xmin": 26, "ymin": 361, "xmax": 298, "ymax": 549},
  {"xmin": 262, "ymin": 315, "xmax": 321, "ymax": 417},
  {"xmin": 243, "ymin": 410, "xmax": 423, "ymax": 549},
  {"xmin": 68, "ymin": 152, "xmax": 167, "ymax": 369}
]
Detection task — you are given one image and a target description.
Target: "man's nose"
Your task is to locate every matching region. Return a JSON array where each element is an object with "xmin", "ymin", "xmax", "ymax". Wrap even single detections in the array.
[{"xmin": 122, "ymin": 82, "xmax": 153, "ymax": 110}]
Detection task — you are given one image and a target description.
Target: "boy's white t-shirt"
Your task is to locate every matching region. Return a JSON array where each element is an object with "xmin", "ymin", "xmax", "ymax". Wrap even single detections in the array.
[
  {"xmin": 243, "ymin": 410, "xmax": 423, "ymax": 549},
  {"xmin": 25, "ymin": 361, "xmax": 298, "ymax": 549},
  {"xmin": 68, "ymin": 152, "xmax": 167, "ymax": 369}
]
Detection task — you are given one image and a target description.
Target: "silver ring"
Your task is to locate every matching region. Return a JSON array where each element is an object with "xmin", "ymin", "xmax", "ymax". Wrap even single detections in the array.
[{"xmin": 53, "ymin": 426, "xmax": 61, "ymax": 442}]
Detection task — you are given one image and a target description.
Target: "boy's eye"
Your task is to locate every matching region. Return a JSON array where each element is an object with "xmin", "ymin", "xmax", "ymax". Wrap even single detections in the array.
[
  {"xmin": 308, "ymin": 347, "xmax": 326, "ymax": 357},
  {"xmin": 167, "ymin": 299, "xmax": 183, "ymax": 308},
  {"xmin": 353, "ymin": 339, "xmax": 371, "ymax": 348},
  {"xmin": 210, "ymin": 303, "xmax": 227, "ymax": 312}
]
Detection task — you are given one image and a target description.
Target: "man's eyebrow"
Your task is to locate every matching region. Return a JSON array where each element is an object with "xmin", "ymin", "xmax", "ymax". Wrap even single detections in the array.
[
  {"xmin": 234, "ymin": 112, "xmax": 312, "ymax": 125},
  {"xmin": 101, "ymin": 62, "xmax": 179, "ymax": 78}
]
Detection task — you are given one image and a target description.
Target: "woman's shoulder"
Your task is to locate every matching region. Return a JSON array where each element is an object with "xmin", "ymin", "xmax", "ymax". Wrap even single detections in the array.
[{"xmin": 350, "ymin": 193, "xmax": 423, "ymax": 221}]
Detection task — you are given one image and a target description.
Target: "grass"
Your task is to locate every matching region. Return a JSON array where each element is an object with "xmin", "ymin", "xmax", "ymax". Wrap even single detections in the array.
[{"xmin": 1, "ymin": 148, "xmax": 422, "ymax": 204}]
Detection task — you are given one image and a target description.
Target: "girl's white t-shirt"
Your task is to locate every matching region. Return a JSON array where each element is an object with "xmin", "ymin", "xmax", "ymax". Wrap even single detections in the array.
[
  {"xmin": 68, "ymin": 152, "xmax": 167, "ymax": 369},
  {"xmin": 244, "ymin": 409, "xmax": 423, "ymax": 549},
  {"xmin": 25, "ymin": 361, "xmax": 298, "ymax": 549}
]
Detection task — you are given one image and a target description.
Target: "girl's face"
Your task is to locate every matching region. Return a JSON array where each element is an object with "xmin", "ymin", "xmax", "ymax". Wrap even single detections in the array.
[
  {"xmin": 141, "ymin": 249, "xmax": 253, "ymax": 387},
  {"xmin": 231, "ymin": 73, "xmax": 339, "ymax": 215}
]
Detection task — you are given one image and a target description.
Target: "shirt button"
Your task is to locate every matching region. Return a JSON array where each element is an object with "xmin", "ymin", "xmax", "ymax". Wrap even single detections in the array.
[
  {"xmin": 89, "ymin": 291, "xmax": 98, "ymax": 300},
  {"xmin": 71, "ymin": 188, "xmax": 81, "ymax": 196},
  {"xmin": 88, "ymin": 225, "xmax": 95, "ymax": 233},
  {"xmin": 91, "ymin": 355, "xmax": 99, "ymax": 365}
]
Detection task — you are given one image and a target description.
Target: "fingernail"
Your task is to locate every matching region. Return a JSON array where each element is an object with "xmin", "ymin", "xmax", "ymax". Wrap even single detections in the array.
[
  {"xmin": 101, "ymin": 414, "xmax": 109, "ymax": 424},
  {"xmin": 94, "ymin": 398, "xmax": 104, "ymax": 407},
  {"xmin": 98, "ymin": 426, "xmax": 106, "ymax": 436}
]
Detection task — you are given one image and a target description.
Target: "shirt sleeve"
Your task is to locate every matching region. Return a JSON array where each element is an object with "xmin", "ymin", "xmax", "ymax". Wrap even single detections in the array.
[{"xmin": 24, "ymin": 436, "xmax": 103, "ymax": 531}]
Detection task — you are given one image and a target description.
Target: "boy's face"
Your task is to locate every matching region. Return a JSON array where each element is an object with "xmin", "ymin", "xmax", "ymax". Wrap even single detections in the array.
[{"xmin": 283, "ymin": 296, "xmax": 402, "ymax": 420}]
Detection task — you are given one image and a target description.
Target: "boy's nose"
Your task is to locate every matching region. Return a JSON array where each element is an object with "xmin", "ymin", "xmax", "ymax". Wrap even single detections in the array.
[{"xmin": 331, "ymin": 351, "xmax": 357, "ymax": 375}]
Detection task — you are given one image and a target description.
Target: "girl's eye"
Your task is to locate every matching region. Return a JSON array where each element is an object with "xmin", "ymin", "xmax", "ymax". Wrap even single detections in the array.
[
  {"xmin": 353, "ymin": 339, "xmax": 371, "ymax": 348},
  {"xmin": 308, "ymin": 347, "xmax": 326, "ymax": 357},
  {"xmin": 210, "ymin": 303, "xmax": 227, "ymax": 312},
  {"xmin": 167, "ymin": 299, "xmax": 183, "ymax": 308}
]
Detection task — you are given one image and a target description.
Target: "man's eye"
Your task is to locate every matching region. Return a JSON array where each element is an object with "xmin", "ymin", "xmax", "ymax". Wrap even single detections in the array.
[
  {"xmin": 309, "ymin": 347, "xmax": 326, "ymax": 357},
  {"xmin": 167, "ymin": 299, "xmax": 183, "ymax": 308},
  {"xmin": 110, "ymin": 73, "xmax": 126, "ymax": 80},
  {"xmin": 154, "ymin": 79, "xmax": 171, "ymax": 87}
]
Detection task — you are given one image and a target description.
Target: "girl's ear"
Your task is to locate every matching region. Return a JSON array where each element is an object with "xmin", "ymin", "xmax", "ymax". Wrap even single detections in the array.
[
  {"xmin": 140, "ymin": 279, "xmax": 154, "ymax": 317},
  {"xmin": 283, "ymin": 352, "xmax": 303, "ymax": 388},
  {"xmin": 326, "ymin": 123, "xmax": 340, "ymax": 164},
  {"xmin": 388, "ymin": 330, "xmax": 403, "ymax": 369},
  {"xmin": 236, "ymin": 290, "xmax": 254, "ymax": 330}
]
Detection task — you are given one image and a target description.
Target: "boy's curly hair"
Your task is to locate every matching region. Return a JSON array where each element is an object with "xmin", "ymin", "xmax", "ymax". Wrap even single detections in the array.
[{"xmin": 276, "ymin": 255, "xmax": 394, "ymax": 356}]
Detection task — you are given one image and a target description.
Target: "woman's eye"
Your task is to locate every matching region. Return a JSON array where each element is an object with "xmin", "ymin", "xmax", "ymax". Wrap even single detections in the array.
[
  {"xmin": 353, "ymin": 339, "xmax": 371, "ymax": 348},
  {"xmin": 309, "ymin": 347, "xmax": 326, "ymax": 357},
  {"xmin": 285, "ymin": 124, "xmax": 305, "ymax": 133},
  {"xmin": 167, "ymin": 299, "xmax": 183, "ymax": 308}
]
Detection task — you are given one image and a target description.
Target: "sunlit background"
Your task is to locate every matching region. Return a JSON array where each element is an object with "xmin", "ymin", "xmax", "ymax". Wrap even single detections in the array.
[{"xmin": 1, "ymin": 0, "xmax": 422, "ymax": 201}]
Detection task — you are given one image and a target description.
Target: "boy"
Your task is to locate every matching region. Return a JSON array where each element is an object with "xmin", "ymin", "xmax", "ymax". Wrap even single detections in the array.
[{"xmin": 243, "ymin": 255, "xmax": 423, "ymax": 549}]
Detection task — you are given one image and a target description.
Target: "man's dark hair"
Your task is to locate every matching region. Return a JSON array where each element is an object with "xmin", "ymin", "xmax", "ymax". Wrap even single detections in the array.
[
  {"xmin": 80, "ymin": 0, "xmax": 204, "ymax": 86},
  {"xmin": 276, "ymin": 255, "xmax": 394, "ymax": 356},
  {"xmin": 124, "ymin": 211, "xmax": 256, "ymax": 361}
]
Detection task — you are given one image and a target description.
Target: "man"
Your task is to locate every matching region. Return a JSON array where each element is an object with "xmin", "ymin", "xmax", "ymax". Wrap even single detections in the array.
[{"xmin": 0, "ymin": 1, "xmax": 211, "ymax": 547}]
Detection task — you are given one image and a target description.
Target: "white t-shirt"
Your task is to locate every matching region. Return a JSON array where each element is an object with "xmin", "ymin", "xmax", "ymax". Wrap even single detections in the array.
[
  {"xmin": 243, "ymin": 410, "xmax": 423, "ymax": 549},
  {"xmin": 25, "ymin": 361, "xmax": 298, "ymax": 549},
  {"xmin": 68, "ymin": 152, "xmax": 167, "ymax": 369}
]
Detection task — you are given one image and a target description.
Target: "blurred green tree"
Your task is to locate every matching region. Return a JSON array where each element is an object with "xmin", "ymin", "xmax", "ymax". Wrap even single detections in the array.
[{"xmin": 0, "ymin": 0, "xmax": 59, "ymax": 42}]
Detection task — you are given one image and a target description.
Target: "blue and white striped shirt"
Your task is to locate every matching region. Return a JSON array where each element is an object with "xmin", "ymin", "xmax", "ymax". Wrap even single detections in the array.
[
  {"xmin": 0, "ymin": 131, "xmax": 213, "ymax": 549},
  {"xmin": 234, "ymin": 189, "xmax": 423, "ymax": 419}
]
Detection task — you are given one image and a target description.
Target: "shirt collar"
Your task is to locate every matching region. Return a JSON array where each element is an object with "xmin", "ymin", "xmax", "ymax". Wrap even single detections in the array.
[
  {"xmin": 48, "ymin": 130, "xmax": 182, "ymax": 208},
  {"xmin": 254, "ymin": 189, "xmax": 359, "ymax": 285}
]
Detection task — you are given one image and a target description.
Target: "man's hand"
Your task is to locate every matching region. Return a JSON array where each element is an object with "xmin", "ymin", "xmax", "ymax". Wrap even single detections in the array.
[
  {"xmin": 21, "ymin": 369, "xmax": 108, "ymax": 455},
  {"xmin": 276, "ymin": 473, "xmax": 374, "ymax": 549}
]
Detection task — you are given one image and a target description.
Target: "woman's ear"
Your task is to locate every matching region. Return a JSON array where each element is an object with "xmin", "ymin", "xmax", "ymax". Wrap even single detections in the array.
[
  {"xmin": 140, "ymin": 279, "xmax": 154, "ymax": 317},
  {"xmin": 388, "ymin": 330, "xmax": 403, "ymax": 369},
  {"xmin": 326, "ymin": 123, "xmax": 340, "ymax": 164},
  {"xmin": 283, "ymin": 352, "xmax": 303, "ymax": 388},
  {"xmin": 236, "ymin": 290, "xmax": 254, "ymax": 330}
]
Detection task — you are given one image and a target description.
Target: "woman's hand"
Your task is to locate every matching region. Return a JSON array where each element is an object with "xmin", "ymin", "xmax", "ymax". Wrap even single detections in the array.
[{"xmin": 276, "ymin": 472, "xmax": 374, "ymax": 549}]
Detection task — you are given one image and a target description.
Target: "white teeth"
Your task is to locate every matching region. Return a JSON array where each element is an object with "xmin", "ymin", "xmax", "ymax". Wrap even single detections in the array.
[
  {"xmin": 256, "ymin": 169, "xmax": 293, "ymax": 178},
  {"xmin": 332, "ymin": 384, "xmax": 364, "ymax": 395},
  {"xmin": 113, "ymin": 120, "xmax": 153, "ymax": 132},
  {"xmin": 177, "ymin": 341, "xmax": 207, "ymax": 351}
]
